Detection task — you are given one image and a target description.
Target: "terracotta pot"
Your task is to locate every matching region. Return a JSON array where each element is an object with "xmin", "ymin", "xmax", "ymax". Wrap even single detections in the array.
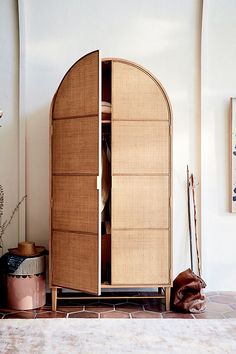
[{"xmin": 6, "ymin": 273, "xmax": 46, "ymax": 310}]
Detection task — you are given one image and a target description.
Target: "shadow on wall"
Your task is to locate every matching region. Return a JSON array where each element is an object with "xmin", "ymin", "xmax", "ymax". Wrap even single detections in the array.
[{"xmin": 26, "ymin": 104, "xmax": 51, "ymax": 249}]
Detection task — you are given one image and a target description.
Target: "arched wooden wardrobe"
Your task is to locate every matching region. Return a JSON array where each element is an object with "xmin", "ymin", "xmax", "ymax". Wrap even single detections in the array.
[{"xmin": 49, "ymin": 50, "xmax": 172, "ymax": 310}]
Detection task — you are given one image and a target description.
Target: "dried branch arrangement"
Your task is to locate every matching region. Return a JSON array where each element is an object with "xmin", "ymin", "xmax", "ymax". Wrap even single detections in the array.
[
  {"xmin": 0, "ymin": 185, "xmax": 26, "ymax": 251},
  {"xmin": 0, "ymin": 111, "xmax": 26, "ymax": 252}
]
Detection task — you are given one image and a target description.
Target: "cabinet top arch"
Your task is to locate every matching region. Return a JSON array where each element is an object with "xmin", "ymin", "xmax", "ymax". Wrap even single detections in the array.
[{"xmin": 51, "ymin": 50, "xmax": 172, "ymax": 122}]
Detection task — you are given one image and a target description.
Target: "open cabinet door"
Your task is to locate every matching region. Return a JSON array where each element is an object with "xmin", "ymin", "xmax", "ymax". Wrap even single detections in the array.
[{"xmin": 50, "ymin": 50, "xmax": 101, "ymax": 294}]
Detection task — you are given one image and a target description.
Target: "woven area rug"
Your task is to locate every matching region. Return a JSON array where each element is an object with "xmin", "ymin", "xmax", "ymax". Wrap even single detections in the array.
[{"xmin": 1, "ymin": 319, "xmax": 236, "ymax": 354}]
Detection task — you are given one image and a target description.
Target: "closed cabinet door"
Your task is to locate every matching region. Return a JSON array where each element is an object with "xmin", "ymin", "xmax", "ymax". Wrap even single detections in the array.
[
  {"xmin": 50, "ymin": 50, "xmax": 101, "ymax": 294},
  {"xmin": 111, "ymin": 60, "xmax": 172, "ymax": 285}
]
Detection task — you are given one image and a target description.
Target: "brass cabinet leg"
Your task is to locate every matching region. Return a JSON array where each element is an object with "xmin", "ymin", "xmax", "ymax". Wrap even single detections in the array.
[
  {"xmin": 51, "ymin": 287, "xmax": 57, "ymax": 311},
  {"xmin": 165, "ymin": 287, "xmax": 171, "ymax": 311}
]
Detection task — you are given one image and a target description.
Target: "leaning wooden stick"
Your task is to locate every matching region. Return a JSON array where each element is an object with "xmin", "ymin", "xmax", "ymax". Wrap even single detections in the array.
[
  {"xmin": 187, "ymin": 166, "xmax": 193, "ymax": 271},
  {"xmin": 190, "ymin": 174, "xmax": 201, "ymax": 276}
]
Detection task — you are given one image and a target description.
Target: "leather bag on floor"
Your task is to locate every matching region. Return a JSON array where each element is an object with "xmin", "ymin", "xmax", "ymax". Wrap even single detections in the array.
[{"xmin": 171, "ymin": 268, "xmax": 207, "ymax": 313}]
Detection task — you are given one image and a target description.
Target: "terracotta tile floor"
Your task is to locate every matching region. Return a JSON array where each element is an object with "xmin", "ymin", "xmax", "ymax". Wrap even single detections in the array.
[{"xmin": 0, "ymin": 291, "xmax": 236, "ymax": 319}]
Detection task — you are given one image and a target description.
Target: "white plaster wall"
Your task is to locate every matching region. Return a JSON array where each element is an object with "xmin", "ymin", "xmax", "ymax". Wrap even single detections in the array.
[
  {"xmin": 0, "ymin": 0, "xmax": 20, "ymax": 253},
  {"xmin": 20, "ymin": 0, "xmax": 202, "ymax": 280},
  {"xmin": 201, "ymin": 0, "xmax": 236, "ymax": 290},
  {"xmin": 5, "ymin": 0, "xmax": 236, "ymax": 291}
]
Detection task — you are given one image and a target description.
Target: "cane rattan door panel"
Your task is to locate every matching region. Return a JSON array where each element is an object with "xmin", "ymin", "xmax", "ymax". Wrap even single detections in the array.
[
  {"xmin": 112, "ymin": 60, "xmax": 169, "ymax": 121},
  {"xmin": 52, "ymin": 175, "xmax": 98, "ymax": 233},
  {"xmin": 112, "ymin": 120, "xmax": 170, "ymax": 175},
  {"xmin": 112, "ymin": 175, "xmax": 169, "ymax": 229},
  {"xmin": 52, "ymin": 231, "xmax": 99, "ymax": 293},
  {"xmin": 52, "ymin": 117, "xmax": 98, "ymax": 174},
  {"xmin": 112, "ymin": 229, "xmax": 170, "ymax": 285},
  {"xmin": 50, "ymin": 50, "xmax": 101, "ymax": 294}
]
